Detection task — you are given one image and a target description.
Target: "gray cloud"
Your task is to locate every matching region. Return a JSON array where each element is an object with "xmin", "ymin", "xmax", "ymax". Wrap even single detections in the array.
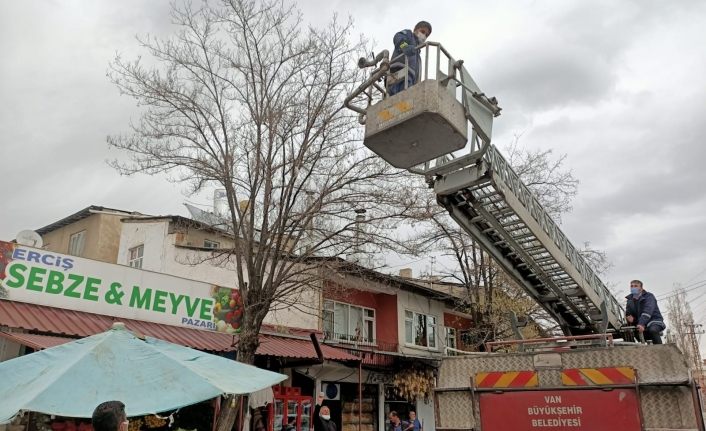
[
  {"xmin": 2, "ymin": 0, "xmax": 706, "ymax": 348},
  {"xmin": 484, "ymin": 40, "xmax": 616, "ymax": 110}
]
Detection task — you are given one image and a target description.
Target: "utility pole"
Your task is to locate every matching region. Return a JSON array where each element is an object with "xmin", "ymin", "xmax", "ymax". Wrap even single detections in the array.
[
  {"xmin": 684, "ymin": 321, "xmax": 705, "ymax": 411},
  {"xmin": 685, "ymin": 323, "xmax": 704, "ymax": 374}
]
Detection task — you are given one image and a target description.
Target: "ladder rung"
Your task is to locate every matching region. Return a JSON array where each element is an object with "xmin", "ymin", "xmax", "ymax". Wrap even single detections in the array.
[
  {"xmin": 501, "ymin": 220, "xmax": 523, "ymax": 228},
  {"xmin": 512, "ymin": 233, "xmax": 535, "ymax": 241},
  {"xmin": 518, "ymin": 239, "xmax": 539, "ymax": 247},
  {"xmin": 507, "ymin": 225, "xmax": 528, "ymax": 234},
  {"xmin": 490, "ymin": 208, "xmax": 515, "ymax": 218},
  {"xmin": 475, "ymin": 191, "xmax": 500, "ymax": 200}
]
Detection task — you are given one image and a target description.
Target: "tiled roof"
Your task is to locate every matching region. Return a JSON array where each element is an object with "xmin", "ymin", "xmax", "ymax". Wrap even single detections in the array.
[
  {"xmin": 0, "ymin": 299, "xmax": 235, "ymax": 351},
  {"xmin": 0, "ymin": 331, "xmax": 77, "ymax": 350},
  {"xmin": 0, "ymin": 300, "xmax": 357, "ymax": 362},
  {"xmin": 258, "ymin": 334, "xmax": 359, "ymax": 361}
]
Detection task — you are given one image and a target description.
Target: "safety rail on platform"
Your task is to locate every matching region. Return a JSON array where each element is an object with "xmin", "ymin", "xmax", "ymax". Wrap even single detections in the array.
[{"xmin": 345, "ymin": 42, "xmax": 500, "ymax": 176}]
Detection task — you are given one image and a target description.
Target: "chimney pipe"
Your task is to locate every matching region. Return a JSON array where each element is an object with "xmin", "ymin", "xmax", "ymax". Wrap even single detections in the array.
[
  {"xmin": 353, "ymin": 208, "xmax": 367, "ymax": 264},
  {"xmin": 399, "ymin": 268, "xmax": 413, "ymax": 278}
]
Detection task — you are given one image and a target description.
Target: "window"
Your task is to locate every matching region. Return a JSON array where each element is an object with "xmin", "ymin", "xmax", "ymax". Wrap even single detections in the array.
[
  {"xmin": 323, "ymin": 299, "xmax": 375, "ymax": 343},
  {"xmin": 128, "ymin": 245, "xmax": 144, "ymax": 269},
  {"xmin": 446, "ymin": 327, "xmax": 457, "ymax": 355},
  {"xmin": 204, "ymin": 239, "xmax": 220, "ymax": 249},
  {"xmin": 405, "ymin": 310, "xmax": 437, "ymax": 348},
  {"xmin": 68, "ymin": 231, "xmax": 85, "ymax": 256}
]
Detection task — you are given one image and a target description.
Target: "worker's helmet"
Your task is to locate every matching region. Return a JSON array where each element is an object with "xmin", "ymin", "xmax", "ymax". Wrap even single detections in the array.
[{"xmin": 414, "ymin": 21, "xmax": 432, "ymax": 35}]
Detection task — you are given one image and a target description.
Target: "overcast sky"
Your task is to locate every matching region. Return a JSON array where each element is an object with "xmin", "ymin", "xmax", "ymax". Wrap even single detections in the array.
[{"xmin": 2, "ymin": 1, "xmax": 706, "ymax": 341}]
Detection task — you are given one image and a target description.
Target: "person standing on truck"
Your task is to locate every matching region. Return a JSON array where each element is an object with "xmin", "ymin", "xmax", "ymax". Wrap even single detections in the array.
[
  {"xmin": 388, "ymin": 21, "xmax": 432, "ymax": 96},
  {"xmin": 625, "ymin": 279, "xmax": 665, "ymax": 344}
]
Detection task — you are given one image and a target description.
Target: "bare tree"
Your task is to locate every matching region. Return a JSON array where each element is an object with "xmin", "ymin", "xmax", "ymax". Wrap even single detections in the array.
[
  {"xmin": 108, "ymin": 1, "xmax": 414, "ymax": 428},
  {"xmin": 504, "ymin": 134, "xmax": 578, "ymax": 222},
  {"xmin": 666, "ymin": 288, "xmax": 700, "ymax": 367}
]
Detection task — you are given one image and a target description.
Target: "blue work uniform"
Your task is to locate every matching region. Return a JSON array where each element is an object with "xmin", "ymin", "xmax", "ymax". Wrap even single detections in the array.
[
  {"xmin": 625, "ymin": 290, "xmax": 665, "ymax": 344},
  {"xmin": 389, "ymin": 29, "xmax": 422, "ymax": 95}
]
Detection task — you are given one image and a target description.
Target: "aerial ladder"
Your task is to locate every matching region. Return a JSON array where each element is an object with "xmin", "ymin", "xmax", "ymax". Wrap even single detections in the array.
[{"xmin": 344, "ymin": 43, "xmax": 624, "ymax": 337}]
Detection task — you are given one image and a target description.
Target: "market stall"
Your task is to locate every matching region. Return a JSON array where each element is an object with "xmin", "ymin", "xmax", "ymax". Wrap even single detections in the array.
[{"xmin": 0, "ymin": 323, "xmax": 286, "ymax": 426}]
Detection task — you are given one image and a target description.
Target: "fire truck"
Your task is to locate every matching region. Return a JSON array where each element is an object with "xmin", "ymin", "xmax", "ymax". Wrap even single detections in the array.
[{"xmin": 345, "ymin": 42, "xmax": 705, "ymax": 430}]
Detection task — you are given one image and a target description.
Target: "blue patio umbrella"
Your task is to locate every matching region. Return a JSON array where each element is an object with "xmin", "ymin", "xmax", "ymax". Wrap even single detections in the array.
[{"xmin": 0, "ymin": 323, "xmax": 286, "ymax": 423}]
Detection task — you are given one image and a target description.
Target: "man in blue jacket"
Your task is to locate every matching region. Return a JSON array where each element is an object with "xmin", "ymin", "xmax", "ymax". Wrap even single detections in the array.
[
  {"xmin": 388, "ymin": 21, "xmax": 432, "ymax": 96},
  {"xmin": 625, "ymin": 279, "xmax": 665, "ymax": 344}
]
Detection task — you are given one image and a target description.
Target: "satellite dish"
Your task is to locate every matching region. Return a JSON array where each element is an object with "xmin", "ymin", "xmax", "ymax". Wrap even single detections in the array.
[{"xmin": 16, "ymin": 230, "xmax": 43, "ymax": 248}]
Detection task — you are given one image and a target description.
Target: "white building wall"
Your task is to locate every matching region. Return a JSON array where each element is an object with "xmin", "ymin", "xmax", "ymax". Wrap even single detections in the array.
[
  {"xmin": 117, "ymin": 220, "xmax": 170, "ymax": 273},
  {"xmin": 415, "ymin": 398, "xmax": 436, "ymax": 431},
  {"xmin": 118, "ymin": 220, "xmax": 319, "ymax": 329},
  {"xmin": 396, "ymin": 289, "xmax": 447, "ymax": 358}
]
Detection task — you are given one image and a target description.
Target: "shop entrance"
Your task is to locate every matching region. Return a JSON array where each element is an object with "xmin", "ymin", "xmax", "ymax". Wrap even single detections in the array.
[
  {"xmin": 320, "ymin": 382, "xmax": 378, "ymax": 431},
  {"xmin": 384, "ymin": 387, "xmax": 415, "ymax": 427}
]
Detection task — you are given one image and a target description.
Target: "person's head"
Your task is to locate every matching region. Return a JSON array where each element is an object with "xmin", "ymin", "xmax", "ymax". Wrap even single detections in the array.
[
  {"xmin": 413, "ymin": 21, "xmax": 432, "ymax": 43},
  {"xmin": 320, "ymin": 406, "xmax": 331, "ymax": 421},
  {"xmin": 92, "ymin": 401, "xmax": 127, "ymax": 431},
  {"xmin": 630, "ymin": 280, "xmax": 644, "ymax": 297},
  {"xmin": 388, "ymin": 411, "xmax": 400, "ymax": 424},
  {"xmin": 409, "ymin": 411, "xmax": 416, "ymax": 421}
]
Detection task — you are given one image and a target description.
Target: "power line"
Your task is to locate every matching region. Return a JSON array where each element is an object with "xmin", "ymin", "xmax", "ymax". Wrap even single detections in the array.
[
  {"xmin": 658, "ymin": 280, "xmax": 706, "ymax": 299},
  {"xmin": 685, "ymin": 268, "xmax": 706, "ymax": 285},
  {"xmin": 657, "ymin": 279, "xmax": 706, "ymax": 300},
  {"xmin": 385, "ymin": 257, "xmax": 427, "ymax": 269}
]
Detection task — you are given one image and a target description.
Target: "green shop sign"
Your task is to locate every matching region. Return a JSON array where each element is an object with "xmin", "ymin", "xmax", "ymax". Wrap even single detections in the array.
[{"xmin": 0, "ymin": 241, "xmax": 243, "ymax": 333}]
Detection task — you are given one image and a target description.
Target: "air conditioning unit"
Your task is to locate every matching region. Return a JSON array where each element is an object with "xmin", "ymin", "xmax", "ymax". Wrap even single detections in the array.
[{"xmin": 321, "ymin": 382, "xmax": 340, "ymax": 401}]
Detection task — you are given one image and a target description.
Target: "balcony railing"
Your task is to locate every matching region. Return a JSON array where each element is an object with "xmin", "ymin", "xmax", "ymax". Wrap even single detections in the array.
[{"xmin": 323, "ymin": 331, "xmax": 398, "ymax": 353}]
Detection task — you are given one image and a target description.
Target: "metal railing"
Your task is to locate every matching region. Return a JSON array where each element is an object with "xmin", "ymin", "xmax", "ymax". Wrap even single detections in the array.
[
  {"xmin": 322, "ymin": 331, "xmax": 399, "ymax": 352},
  {"xmin": 485, "ymin": 334, "xmax": 614, "ymax": 353},
  {"xmin": 345, "ymin": 42, "xmax": 499, "ymax": 123}
]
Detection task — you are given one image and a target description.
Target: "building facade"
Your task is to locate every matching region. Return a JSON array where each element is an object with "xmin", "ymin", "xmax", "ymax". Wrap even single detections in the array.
[
  {"xmin": 36, "ymin": 205, "xmax": 146, "ymax": 263},
  {"xmin": 2, "ymin": 206, "xmax": 479, "ymax": 431}
]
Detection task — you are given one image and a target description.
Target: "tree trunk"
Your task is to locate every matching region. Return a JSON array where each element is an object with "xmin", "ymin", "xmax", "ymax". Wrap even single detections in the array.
[
  {"xmin": 215, "ymin": 328, "xmax": 259, "ymax": 431},
  {"xmin": 216, "ymin": 396, "xmax": 242, "ymax": 431}
]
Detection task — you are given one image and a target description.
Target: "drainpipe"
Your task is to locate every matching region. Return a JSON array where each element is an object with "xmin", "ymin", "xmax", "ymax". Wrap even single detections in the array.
[
  {"xmin": 310, "ymin": 333, "xmax": 325, "ymax": 364},
  {"xmin": 359, "ymin": 360, "xmax": 363, "ymax": 431}
]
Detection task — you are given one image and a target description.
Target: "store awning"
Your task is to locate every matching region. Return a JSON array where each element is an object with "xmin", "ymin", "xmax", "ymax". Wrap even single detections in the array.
[
  {"xmin": 0, "ymin": 299, "xmax": 235, "ymax": 351},
  {"xmin": 0, "ymin": 331, "xmax": 74, "ymax": 350},
  {"xmin": 0, "ymin": 300, "xmax": 358, "ymax": 361},
  {"xmin": 258, "ymin": 334, "xmax": 359, "ymax": 361}
]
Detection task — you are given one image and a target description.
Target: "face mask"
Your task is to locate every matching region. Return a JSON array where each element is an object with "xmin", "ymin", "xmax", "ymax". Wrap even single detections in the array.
[
  {"xmin": 630, "ymin": 287, "xmax": 640, "ymax": 296},
  {"xmin": 321, "ymin": 415, "xmax": 330, "ymax": 421},
  {"xmin": 415, "ymin": 32, "xmax": 427, "ymax": 43}
]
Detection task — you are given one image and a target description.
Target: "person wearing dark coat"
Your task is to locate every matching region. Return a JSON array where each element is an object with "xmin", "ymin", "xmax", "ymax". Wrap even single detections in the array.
[
  {"xmin": 388, "ymin": 21, "xmax": 432, "ymax": 96},
  {"xmin": 313, "ymin": 395, "xmax": 337, "ymax": 431},
  {"xmin": 625, "ymin": 279, "xmax": 665, "ymax": 344}
]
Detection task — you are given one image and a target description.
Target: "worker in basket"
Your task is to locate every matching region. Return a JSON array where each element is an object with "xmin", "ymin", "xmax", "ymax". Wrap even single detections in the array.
[{"xmin": 388, "ymin": 21, "xmax": 432, "ymax": 96}]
